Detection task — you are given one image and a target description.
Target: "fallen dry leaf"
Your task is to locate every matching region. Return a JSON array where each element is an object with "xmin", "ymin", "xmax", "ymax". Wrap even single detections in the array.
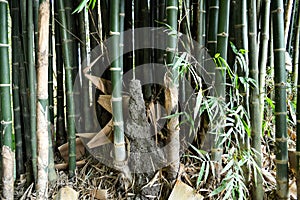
[
  {"xmin": 168, "ymin": 180, "xmax": 203, "ymax": 200},
  {"xmin": 58, "ymin": 138, "xmax": 85, "ymax": 162},
  {"xmin": 87, "ymin": 119, "xmax": 113, "ymax": 148},
  {"xmin": 55, "ymin": 160, "xmax": 86, "ymax": 170},
  {"xmin": 90, "ymin": 189, "xmax": 109, "ymax": 200}
]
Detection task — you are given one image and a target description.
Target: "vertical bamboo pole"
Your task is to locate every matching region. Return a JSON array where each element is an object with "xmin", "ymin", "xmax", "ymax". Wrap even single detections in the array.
[
  {"xmin": 77, "ymin": 1, "xmax": 93, "ymax": 133},
  {"xmin": 19, "ymin": 1, "xmax": 33, "ymax": 181},
  {"xmin": 57, "ymin": 0, "xmax": 76, "ymax": 177},
  {"xmin": 207, "ymin": 0, "xmax": 219, "ymax": 56},
  {"xmin": 212, "ymin": 0, "xmax": 230, "ymax": 179},
  {"xmin": 36, "ymin": 0, "xmax": 50, "ymax": 198},
  {"xmin": 0, "ymin": 0, "xmax": 14, "ymax": 198},
  {"xmin": 271, "ymin": 0, "xmax": 289, "ymax": 198},
  {"xmin": 27, "ymin": 0, "xmax": 38, "ymax": 182},
  {"xmin": 248, "ymin": 0, "xmax": 264, "ymax": 198},
  {"xmin": 259, "ymin": 0, "xmax": 271, "ymax": 123},
  {"xmin": 165, "ymin": 0, "xmax": 179, "ymax": 181},
  {"xmin": 110, "ymin": 0, "xmax": 127, "ymax": 164},
  {"xmin": 11, "ymin": 0, "xmax": 25, "ymax": 177},
  {"xmin": 295, "ymin": 2, "xmax": 300, "ymax": 198},
  {"xmin": 54, "ymin": 3, "xmax": 66, "ymax": 147}
]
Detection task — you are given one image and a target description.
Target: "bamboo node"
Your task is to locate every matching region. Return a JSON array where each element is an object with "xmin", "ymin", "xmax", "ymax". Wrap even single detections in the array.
[
  {"xmin": 211, "ymin": 148, "xmax": 223, "ymax": 153},
  {"xmin": 113, "ymin": 121, "xmax": 124, "ymax": 126},
  {"xmin": 274, "ymin": 111, "xmax": 287, "ymax": 116},
  {"xmin": 111, "ymin": 97, "xmax": 122, "ymax": 101},
  {"xmin": 275, "ymin": 159, "xmax": 288, "ymax": 164},
  {"xmin": 207, "ymin": 41, "xmax": 217, "ymax": 44},
  {"xmin": 217, "ymin": 32, "xmax": 228, "ymax": 37},
  {"xmin": 0, "ymin": 84, "xmax": 10, "ymax": 87},
  {"xmin": 273, "ymin": 48, "xmax": 285, "ymax": 52},
  {"xmin": 0, "ymin": 0, "xmax": 8, "ymax": 4},
  {"xmin": 110, "ymin": 68, "xmax": 122, "ymax": 71},
  {"xmin": 166, "ymin": 6, "xmax": 178, "ymax": 10},
  {"xmin": 109, "ymin": 31, "xmax": 120, "ymax": 36},
  {"xmin": 209, "ymin": 6, "xmax": 219, "ymax": 9},
  {"xmin": 275, "ymin": 137, "xmax": 288, "ymax": 142},
  {"xmin": 274, "ymin": 82, "xmax": 286, "ymax": 87},
  {"xmin": 0, "ymin": 43, "xmax": 9, "ymax": 47},
  {"xmin": 1, "ymin": 120, "xmax": 12, "ymax": 125}
]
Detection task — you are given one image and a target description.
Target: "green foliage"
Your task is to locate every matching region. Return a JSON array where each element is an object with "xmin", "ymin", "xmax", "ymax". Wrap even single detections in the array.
[
  {"xmin": 73, "ymin": 0, "xmax": 96, "ymax": 13},
  {"xmin": 186, "ymin": 47, "xmax": 263, "ymax": 198}
]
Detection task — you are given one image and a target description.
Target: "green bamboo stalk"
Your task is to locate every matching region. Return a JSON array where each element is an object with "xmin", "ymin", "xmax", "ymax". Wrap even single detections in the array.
[
  {"xmin": 119, "ymin": 0, "xmax": 125, "ymax": 74},
  {"xmin": 271, "ymin": 0, "xmax": 289, "ymax": 198},
  {"xmin": 259, "ymin": 0, "xmax": 270, "ymax": 132},
  {"xmin": 207, "ymin": 0, "xmax": 219, "ymax": 56},
  {"xmin": 0, "ymin": 0, "xmax": 14, "ymax": 198},
  {"xmin": 66, "ymin": 0, "xmax": 81, "ymax": 132},
  {"xmin": 19, "ymin": 37, "xmax": 33, "ymax": 184},
  {"xmin": 36, "ymin": 1, "xmax": 50, "ymax": 198},
  {"xmin": 257, "ymin": 0, "xmax": 262, "ymax": 19},
  {"xmin": 33, "ymin": 0, "xmax": 40, "ymax": 57},
  {"xmin": 77, "ymin": 0, "xmax": 92, "ymax": 132},
  {"xmin": 11, "ymin": 0, "xmax": 25, "ymax": 178},
  {"xmin": 100, "ymin": 0, "xmax": 108, "ymax": 39},
  {"xmin": 47, "ymin": 2, "xmax": 56, "ymax": 180},
  {"xmin": 18, "ymin": 0, "xmax": 33, "ymax": 182},
  {"xmin": 227, "ymin": 0, "xmax": 236, "ymax": 67},
  {"xmin": 292, "ymin": 0, "xmax": 299, "ymax": 87},
  {"xmin": 57, "ymin": 0, "xmax": 76, "ymax": 177},
  {"xmin": 233, "ymin": 0, "xmax": 250, "ymax": 186},
  {"xmin": 27, "ymin": 0, "xmax": 38, "ymax": 182},
  {"xmin": 157, "ymin": 0, "xmax": 166, "ymax": 64},
  {"xmin": 284, "ymin": 0, "xmax": 294, "ymax": 47},
  {"xmin": 234, "ymin": 0, "xmax": 248, "ymax": 57},
  {"xmin": 110, "ymin": 0, "xmax": 126, "ymax": 164},
  {"xmin": 19, "ymin": 0, "xmax": 31, "ymax": 160},
  {"xmin": 48, "ymin": 2, "xmax": 54, "ymax": 126},
  {"xmin": 0, "ymin": 104, "xmax": 2, "ymax": 181},
  {"xmin": 141, "ymin": 0, "xmax": 152, "ymax": 101},
  {"xmin": 287, "ymin": 0, "xmax": 298, "ymax": 54},
  {"xmin": 248, "ymin": 0, "xmax": 264, "ymax": 198},
  {"xmin": 165, "ymin": 0, "xmax": 179, "ymax": 181},
  {"xmin": 54, "ymin": 21, "xmax": 66, "ymax": 147},
  {"xmin": 294, "ymin": 4, "xmax": 300, "ymax": 199},
  {"xmin": 64, "ymin": 0, "xmax": 78, "ymax": 84},
  {"xmin": 89, "ymin": 4, "xmax": 99, "ymax": 49},
  {"xmin": 196, "ymin": 0, "xmax": 205, "ymax": 48},
  {"xmin": 212, "ymin": 0, "xmax": 230, "ymax": 177}
]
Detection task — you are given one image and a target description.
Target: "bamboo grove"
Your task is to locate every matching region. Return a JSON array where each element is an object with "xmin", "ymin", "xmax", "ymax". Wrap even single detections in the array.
[{"xmin": 0, "ymin": 0, "xmax": 299, "ymax": 199}]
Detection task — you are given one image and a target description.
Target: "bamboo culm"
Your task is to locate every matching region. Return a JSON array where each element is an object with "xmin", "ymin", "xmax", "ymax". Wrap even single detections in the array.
[
  {"xmin": 271, "ymin": 0, "xmax": 289, "ymax": 198},
  {"xmin": 57, "ymin": 0, "xmax": 77, "ymax": 177},
  {"xmin": 0, "ymin": 0, "xmax": 14, "ymax": 198}
]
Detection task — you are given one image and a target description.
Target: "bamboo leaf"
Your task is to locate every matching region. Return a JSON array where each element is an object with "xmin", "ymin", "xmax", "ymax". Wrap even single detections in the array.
[
  {"xmin": 194, "ymin": 91, "xmax": 203, "ymax": 120},
  {"xmin": 209, "ymin": 181, "xmax": 226, "ymax": 196},
  {"xmin": 221, "ymin": 159, "xmax": 234, "ymax": 175},
  {"xmin": 73, "ymin": 0, "xmax": 89, "ymax": 13},
  {"xmin": 197, "ymin": 163, "xmax": 205, "ymax": 188}
]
